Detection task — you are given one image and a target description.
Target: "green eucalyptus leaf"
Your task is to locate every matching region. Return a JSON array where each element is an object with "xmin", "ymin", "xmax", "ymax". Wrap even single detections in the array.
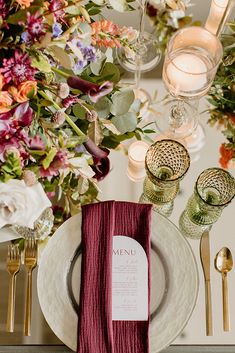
[
  {"xmin": 94, "ymin": 97, "xmax": 111, "ymax": 118},
  {"xmin": 99, "ymin": 62, "xmax": 120, "ymax": 83},
  {"xmin": 65, "ymin": 5, "xmax": 81, "ymax": 14},
  {"xmin": 111, "ymin": 112, "xmax": 137, "ymax": 134},
  {"xmin": 73, "ymin": 104, "xmax": 87, "ymax": 119},
  {"xmin": 90, "ymin": 54, "xmax": 106, "ymax": 75},
  {"xmin": 110, "ymin": 89, "xmax": 135, "ymax": 115}
]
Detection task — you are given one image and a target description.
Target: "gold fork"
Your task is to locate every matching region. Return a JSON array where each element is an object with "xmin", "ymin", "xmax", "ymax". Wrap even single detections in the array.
[
  {"xmin": 24, "ymin": 236, "xmax": 38, "ymax": 336},
  {"xmin": 6, "ymin": 244, "xmax": 21, "ymax": 333}
]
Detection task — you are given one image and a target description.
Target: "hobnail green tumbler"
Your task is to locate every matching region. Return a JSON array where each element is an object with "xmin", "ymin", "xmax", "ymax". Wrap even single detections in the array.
[
  {"xmin": 179, "ymin": 167, "xmax": 235, "ymax": 239},
  {"xmin": 142, "ymin": 139, "xmax": 190, "ymax": 217}
]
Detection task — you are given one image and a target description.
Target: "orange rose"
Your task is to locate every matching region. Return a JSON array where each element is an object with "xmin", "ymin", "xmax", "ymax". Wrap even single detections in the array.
[
  {"xmin": 15, "ymin": 0, "xmax": 34, "ymax": 7},
  {"xmin": 0, "ymin": 74, "xmax": 5, "ymax": 90},
  {"xmin": 0, "ymin": 92, "xmax": 13, "ymax": 113},
  {"xmin": 9, "ymin": 81, "xmax": 37, "ymax": 103}
]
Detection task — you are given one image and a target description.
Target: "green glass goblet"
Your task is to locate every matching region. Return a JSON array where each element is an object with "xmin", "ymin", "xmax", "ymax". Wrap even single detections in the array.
[
  {"xmin": 179, "ymin": 168, "xmax": 235, "ymax": 239},
  {"xmin": 142, "ymin": 139, "xmax": 190, "ymax": 217}
]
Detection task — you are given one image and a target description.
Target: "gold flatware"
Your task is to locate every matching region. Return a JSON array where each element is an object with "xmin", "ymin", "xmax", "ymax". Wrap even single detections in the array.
[
  {"xmin": 200, "ymin": 230, "xmax": 213, "ymax": 336},
  {"xmin": 6, "ymin": 245, "xmax": 21, "ymax": 333},
  {"xmin": 215, "ymin": 247, "xmax": 233, "ymax": 331},
  {"xmin": 24, "ymin": 236, "xmax": 38, "ymax": 336}
]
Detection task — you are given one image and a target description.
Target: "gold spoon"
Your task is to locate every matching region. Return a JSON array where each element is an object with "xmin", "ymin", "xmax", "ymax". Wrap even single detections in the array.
[{"xmin": 215, "ymin": 247, "xmax": 233, "ymax": 331}]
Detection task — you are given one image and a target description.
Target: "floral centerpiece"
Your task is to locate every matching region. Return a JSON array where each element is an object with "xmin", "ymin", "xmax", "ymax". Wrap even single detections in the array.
[
  {"xmin": 0, "ymin": 0, "xmax": 152, "ymax": 234},
  {"xmin": 208, "ymin": 21, "xmax": 235, "ymax": 170}
]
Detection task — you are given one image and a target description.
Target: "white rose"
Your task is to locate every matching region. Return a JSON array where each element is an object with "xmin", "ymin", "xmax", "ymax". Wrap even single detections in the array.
[{"xmin": 0, "ymin": 179, "xmax": 51, "ymax": 229}]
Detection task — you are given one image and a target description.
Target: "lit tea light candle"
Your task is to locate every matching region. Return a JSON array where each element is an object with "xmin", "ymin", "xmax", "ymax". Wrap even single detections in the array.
[
  {"xmin": 127, "ymin": 141, "xmax": 149, "ymax": 182},
  {"xmin": 166, "ymin": 53, "xmax": 207, "ymax": 95}
]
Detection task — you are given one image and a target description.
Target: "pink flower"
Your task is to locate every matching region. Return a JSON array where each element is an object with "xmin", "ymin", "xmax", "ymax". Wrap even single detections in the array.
[
  {"xmin": 49, "ymin": 0, "xmax": 65, "ymax": 21},
  {"xmin": 62, "ymin": 96, "xmax": 80, "ymax": 109},
  {"xmin": 40, "ymin": 150, "xmax": 68, "ymax": 179},
  {"xmin": 21, "ymin": 12, "xmax": 46, "ymax": 43},
  {"xmin": 0, "ymin": 0, "xmax": 8, "ymax": 19},
  {"xmin": 0, "ymin": 51, "xmax": 37, "ymax": 85},
  {"xmin": 67, "ymin": 76, "xmax": 113, "ymax": 103},
  {"xmin": 28, "ymin": 135, "xmax": 45, "ymax": 150}
]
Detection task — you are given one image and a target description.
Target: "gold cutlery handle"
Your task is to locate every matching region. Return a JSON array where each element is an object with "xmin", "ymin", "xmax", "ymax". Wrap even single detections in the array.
[
  {"xmin": 6, "ymin": 275, "xmax": 16, "ymax": 332},
  {"xmin": 24, "ymin": 270, "xmax": 32, "ymax": 336},
  {"xmin": 205, "ymin": 280, "xmax": 213, "ymax": 336},
  {"xmin": 222, "ymin": 273, "xmax": 230, "ymax": 331}
]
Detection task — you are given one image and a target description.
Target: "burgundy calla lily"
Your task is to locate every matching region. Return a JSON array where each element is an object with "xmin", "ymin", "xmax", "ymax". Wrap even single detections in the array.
[
  {"xmin": 84, "ymin": 138, "xmax": 110, "ymax": 181},
  {"xmin": 67, "ymin": 76, "xmax": 113, "ymax": 103}
]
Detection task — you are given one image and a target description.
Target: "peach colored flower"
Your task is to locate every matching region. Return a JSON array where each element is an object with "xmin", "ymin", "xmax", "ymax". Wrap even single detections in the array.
[
  {"xmin": 0, "ymin": 91, "xmax": 13, "ymax": 113},
  {"xmin": 0, "ymin": 74, "xmax": 5, "ymax": 90},
  {"xmin": 8, "ymin": 81, "xmax": 37, "ymax": 103},
  {"xmin": 15, "ymin": 0, "xmax": 34, "ymax": 8}
]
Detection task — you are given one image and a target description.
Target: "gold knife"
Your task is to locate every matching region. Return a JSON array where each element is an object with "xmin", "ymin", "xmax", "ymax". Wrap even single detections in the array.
[{"xmin": 200, "ymin": 230, "xmax": 213, "ymax": 336}]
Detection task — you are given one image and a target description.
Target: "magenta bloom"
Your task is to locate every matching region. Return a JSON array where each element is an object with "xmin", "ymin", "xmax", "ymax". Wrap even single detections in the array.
[
  {"xmin": 67, "ymin": 76, "xmax": 113, "ymax": 103},
  {"xmin": 49, "ymin": 0, "xmax": 65, "ymax": 21},
  {"xmin": 84, "ymin": 138, "xmax": 110, "ymax": 181},
  {"xmin": 0, "ymin": 51, "xmax": 37, "ymax": 85},
  {"xmin": 21, "ymin": 12, "xmax": 45, "ymax": 43},
  {"xmin": 28, "ymin": 135, "xmax": 45, "ymax": 150},
  {"xmin": 0, "ymin": 0, "xmax": 8, "ymax": 19},
  {"xmin": 40, "ymin": 150, "xmax": 68, "ymax": 179}
]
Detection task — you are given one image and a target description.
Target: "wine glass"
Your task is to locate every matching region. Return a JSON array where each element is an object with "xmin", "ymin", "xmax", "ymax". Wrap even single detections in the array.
[
  {"xmin": 156, "ymin": 26, "xmax": 223, "ymax": 139},
  {"xmin": 116, "ymin": 0, "xmax": 161, "ymax": 87}
]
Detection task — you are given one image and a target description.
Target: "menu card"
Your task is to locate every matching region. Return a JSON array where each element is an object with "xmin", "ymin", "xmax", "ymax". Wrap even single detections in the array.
[{"xmin": 112, "ymin": 236, "xmax": 148, "ymax": 321}]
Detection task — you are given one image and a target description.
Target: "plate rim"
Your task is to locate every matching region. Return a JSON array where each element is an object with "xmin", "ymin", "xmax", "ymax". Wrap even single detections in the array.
[{"xmin": 37, "ymin": 210, "xmax": 199, "ymax": 352}]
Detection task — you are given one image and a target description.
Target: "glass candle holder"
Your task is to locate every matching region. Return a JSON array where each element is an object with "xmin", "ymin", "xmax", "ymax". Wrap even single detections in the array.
[
  {"xmin": 142, "ymin": 139, "xmax": 190, "ymax": 217},
  {"xmin": 179, "ymin": 168, "xmax": 235, "ymax": 239},
  {"xmin": 127, "ymin": 141, "xmax": 149, "ymax": 182},
  {"xmin": 163, "ymin": 26, "xmax": 223, "ymax": 99}
]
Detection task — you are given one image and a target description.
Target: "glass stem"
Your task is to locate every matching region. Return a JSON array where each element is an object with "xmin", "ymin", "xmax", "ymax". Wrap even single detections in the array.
[
  {"xmin": 134, "ymin": 0, "xmax": 146, "ymax": 88},
  {"xmin": 169, "ymin": 100, "xmax": 185, "ymax": 131}
]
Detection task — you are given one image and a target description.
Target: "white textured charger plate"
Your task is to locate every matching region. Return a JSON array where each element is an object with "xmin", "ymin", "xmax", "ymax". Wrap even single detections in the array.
[{"xmin": 37, "ymin": 211, "xmax": 198, "ymax": 352}]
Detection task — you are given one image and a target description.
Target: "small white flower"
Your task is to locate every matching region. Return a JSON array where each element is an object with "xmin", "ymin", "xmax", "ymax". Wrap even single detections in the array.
[{"xmin": 0, "ymin": 180, "xmax": 51, "ymax": 229}]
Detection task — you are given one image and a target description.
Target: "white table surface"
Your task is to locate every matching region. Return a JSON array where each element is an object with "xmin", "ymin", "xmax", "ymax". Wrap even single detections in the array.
[{"xmin": 99, "ymin": 79, "xmax": 235, "ymax": 345}]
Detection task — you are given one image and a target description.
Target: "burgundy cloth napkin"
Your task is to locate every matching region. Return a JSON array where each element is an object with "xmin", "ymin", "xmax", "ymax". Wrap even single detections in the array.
[{"xmin": 77, "ymin": 201, "xmax": 152, "ymax": 353}]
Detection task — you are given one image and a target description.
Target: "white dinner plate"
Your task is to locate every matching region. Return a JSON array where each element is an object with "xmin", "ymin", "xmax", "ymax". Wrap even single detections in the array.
[{"xmin": 37, "ymin": 211, "xmax": 198, "ymax": 352}]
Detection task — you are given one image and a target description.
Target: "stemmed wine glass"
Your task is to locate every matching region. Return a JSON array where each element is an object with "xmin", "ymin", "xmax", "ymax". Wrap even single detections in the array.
[
  {"xmin": 116, "ymin": 0, "xmax": 161, "ymax": 87},
  {"xmin": 156, "ymin": 26, "xmax": 223, "ymax": 139}
]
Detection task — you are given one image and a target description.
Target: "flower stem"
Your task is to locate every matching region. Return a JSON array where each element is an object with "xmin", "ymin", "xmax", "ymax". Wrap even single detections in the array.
[
  {"xmin": 38, "ymin": 90, "xmax": 85, "ymax": 137},
  {"xmin": 52, "ymin": 67, "xmax": 70, "ymax": 78}
]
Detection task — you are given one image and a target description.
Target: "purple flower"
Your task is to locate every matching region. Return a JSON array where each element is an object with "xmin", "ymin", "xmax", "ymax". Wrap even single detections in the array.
[
  {"xmin": 0, "ymin": 51, "xmax": 37, "ymax": 85},
  {"xmin": 73, "ymin": 60, "xmax": 86, "ymax": 72},
  {"xmin": 67, "ymin": 76, "xmax": 113, "ymax": 103},
  {"xmin": 82, "ymin": 45, "xmax": 96, "ymax": 63},
  {"xmin": 84, "ymin": 138, "xmax": 110, "ymax": 181},
  {"xmin": 52, "ymin": 22, "xmax": 63, "ymax": 38}
]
